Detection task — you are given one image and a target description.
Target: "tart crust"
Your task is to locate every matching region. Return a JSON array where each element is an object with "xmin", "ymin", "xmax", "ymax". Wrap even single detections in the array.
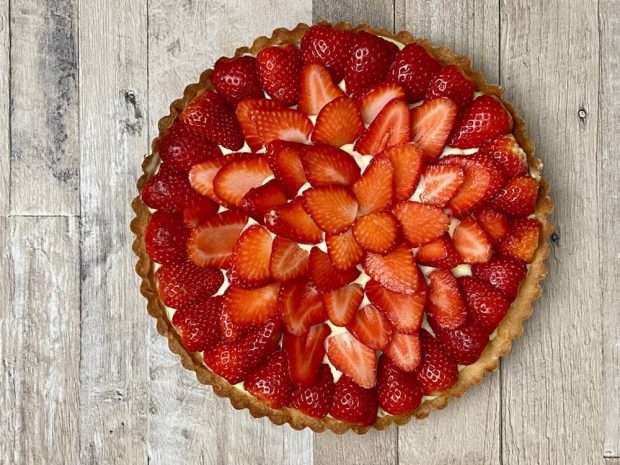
[{"xmin": 130, "ymin": 21, "xmax": 553, "ymax": 434}]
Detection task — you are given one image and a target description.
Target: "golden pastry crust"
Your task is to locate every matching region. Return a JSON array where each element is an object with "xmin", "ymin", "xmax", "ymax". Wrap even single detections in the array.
[{"xmin": 131, "ymin": 21, "xmax": 553, "ymax": 434}]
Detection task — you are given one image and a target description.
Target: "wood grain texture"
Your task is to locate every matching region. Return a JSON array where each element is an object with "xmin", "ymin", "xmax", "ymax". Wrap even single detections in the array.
[
  {"xmin": 0, "ymin": 1, "xmax": 9, "ymax": 215},
  {"xmin": 0, "ymin": 217, "xmax": 80, "ymax": 465},
  {"xmin": 9, "ymin": 0, "xmax": 79, "ymax": 215},
  {"xmin": 313, "ymin": 0, "xmax": 394, "ymax": 30},
  {"xmin": 500, "ymin": 1, "xmax": 604, "ymax": 464}
]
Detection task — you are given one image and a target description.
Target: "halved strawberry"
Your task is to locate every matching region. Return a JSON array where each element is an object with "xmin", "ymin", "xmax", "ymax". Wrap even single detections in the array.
[
  {"xmin": 476, "ymin": 207, "xmax": 509, "ymax": 243},
  {"xmin": 278, "ymin": 279, "xmax": 327, "ymax": 335},
  {"xmin": 172, "ymin": 296, "xmax": 223, "ymax": 352},
  {"xmin": 212, "ymin": 55, "xmax": 263, "ymax": 104},
  {"xmin": 387, "ymin": 43, "xmax": 442, "ymax": 102},
  {"xmin": 393, "ymin": 201, "xmax": 450, "ymax": 246},
  {"xmin": 378, "ymin": 142, "xmax": 424, "ymax": 202},
  {"xmin": 418, "ymin": 164, "xmax": 465, "ymax": 207},
  {"xmin": 298, "ymin": 63, "xmax": 344, "ymax": 115},
  {"xmin": 189, "ymin": 155, "xmax": 237, "ymax": 204},
  {"xmin": 290, "ymin": 364, "xmax": 335, "ymax": 419},
  {"xmin": 159, "ymin": 122, "xmax": 223, "ymax": 172},
  {"xmin": 264, "ymin": 198, "xmax": 323, "ymax": 244},
  {"xmin": 256, "ymin": 44, "xmax": 302, "ymax": 105},
  {"xmin": 352, "ymin": 157, "xmax": 394, "ymax": 215},
  {"xmin": 321, "ymin": 283, "xmax": 364, "ymax": 326},
  {"xmin": 325, "ymin": 228, "xmax": 365, "ymax": 271},
  {"xmin": 429, "ymin": 317, "xmax": 488, "ymax": 365},
  {"xmin": 236, "ymin": 98, "xmax": 283, "ymax": 151},
  {"xmin": 330, "ymin": 375, "xmax": 378, "ymax": 426},
  {"xmin": 410, "ymin": 96, "xmax": 458, "ymax": 161},
  {"xmin": 283, "ymin": 323, "xmax": 331, "ymax": 385},
  {"xmin": 326, "ymin": 332, "xmax": 377, "ymax": 388},
  {"xmin": 308, "ymin": 247, "xmax": 360, "ymax": 292},
  {"xmin": 312, "ymin": 96, "xmax": 364, "ymax": 147},
  {"xmin": 497, "ymin": 218, "xmax": 541, "ymax": 263},
  {"xmin": 219, "ymin": 303, "xmax": 252, "ymax": 343},
  {"xmin": 453, "ymin": 216, "xmax": 493, "ymax": 264},
  {"xmin": 224, "ymin": 283, "xmax": 280, "ymax": 326},
  {"xmin": 352, "ymin": 211, "xmax": 399, "ymax": 254},
  {"xmin": 301, "ymin": 24, "xmax": 354, "ymax": 82},
  {"xmin": 377, "ymin": 355, "xmax": 423, "ymax": 415},
  {"xmin": 448, "ymin": 95, "xmax": 513, "ymax": 148},
  {"xmin": 142, "ymin": 167, "xmax": 202, "ymax": 212},
  {"xmin": 363, "ymin": 245, "xmax": 420, "ymax": 294},
  {"xmin": 472, "ymin": 253, "xmax": 528, "ymax": 301},
  {"xmin": 187, "ymin": 210, "xmax": 248, "ymax": 268},
  {"xmin": 265, "ymin": 140, "xmax": 307, "ymax": 197},
  {"xmin": 490, "ymin": 176, "xmax": 539, "ymax": 217},
  {"xmin": 253, "ymin": 108, "xmax": 313, "ymax": 145},
  {"xmin": 157, "ymin": 261, "xmax": 224, "ymax": 308},
  {"xmin": 365, "ymin": 279, "xmax": 425, "ymax": 334},
  {"xmin": 302, "ymin": 185, "xmax": 358, "ymax": 234},
  {"xmin": 356, "ymin": 82, "xmax": 406, "ymax": 125},
  {"xmin": 425, "ymin": 65, "xmax": 475, "ymax": 109},
  {"xmin": 212, "ymin": 155, "xmax": 273, "ymax": 208},
  {"xmin": 416, "ymin": 234, "xmax": 460, "ymax": 269},
  {"xmin": 347, "ymin": 305, "xmax": 393, "ymax": 350},
  {"xmin": 354, "ymin": 98, "xmax": 410, "ymax": 156},
  {"xmin": 227, "ymin": 225, "xmax": 273, "ymax": 288},
  {"xmin": 145, "ymin": 211, "xmax": 189, "ymax": 265},
  {"xmin": 459, "ymin": 276, "xmax": 510, "ymax": 332},
  {"xmin": 269, "ymin": 236, "xmax": 309, "ymax": 282},
  {"xmin": 383, "ymin": 332, "xmax": 421, "ymax": 373},
  {"xmin": 301, "ymin": 144, "xmax": 360, "ymax": 187},
  {"xmin": 427, "ymin": 269, "xmax": 467, "ymax": 330},
  {"xmin": 244, "ymin": 350, "xmax": 292, "ymax": 408},
  {"xmin": 415, "ymin": 329, "xmax": 458, "ymax": 395},
  {"xmin": 182, "ymin": 196, "xmax": 219, "ymax": 228},
  {"xmin": 478, "ymin": 133, "xmax": 529, "ymax": 179},
  {"xmin": 242, "ymin": 179, "xmax": 288, "ymax": 221}
]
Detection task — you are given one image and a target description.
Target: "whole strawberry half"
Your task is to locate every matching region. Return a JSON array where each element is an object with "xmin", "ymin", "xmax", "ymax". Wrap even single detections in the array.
[
  {"xmin": 289, "ymin": 364, "xmax": 335, "ymax": 419},
  {"xmin": 330, "ymin": 375, "xmax": 378, "ymax": 426},
  {"xmin": 448, "ymin": 95, "xmax": 513, "ymax": 149},
  {"xmin": 159, "ymin": 122, "xmax": 223, "ymax": 173},
  {"xmin": 497, "ymin": 217, "xmax": 541, "ymax": 264},
  {"xmin": 156, "ymin": 260, "xmax": 224, "ymax": 308},
  {"xmin": 256, "ymin": 45, "xmax": 302, "ymax": 106},
  {"xmin": 459, "ymin": 276, "xmax": 510, "ymax": 333},
  {"xmin": 472, "ymin": 253, "xmax": 528, "ymax": 301},
  {"xmin": 377, "ymin": 355, "xmax": 423, "ymax": 415},
  {"xmin": 212, "ymin": 55, "xmax": 263, "ymax": 104},
  {"xmin": 429, "ymin": 317, "xmax": 489, "ymax": 365},
  {"xmin": 244, "ymin": 350, "xmax": 292, "ymax": 409},
  {"xmin": 387, "ymin": 43, "xmax": 442, "ymax": 102},
  {"xmin": 415, "ymin": 329, "xmax": 459, "ymax": 395},
  {"xmin": 172, "ymin": 296, "xmax": 223, "ymax": 352},
  {"xmin": 478, "ymin": 133, "xmax": 529, "ymax": 179},
  {"xmin": 141, "ymin": 167, "xmax": 201, "ymax": 213},
  {"xmin": 145, "ymin": 211, "xmax": 189, "ymax": 265},
  {"xmin": 301, "ymin": 24, "xmax": 354, "ymax": 82},
  {"xmin": 283, "ymin": 323, "xmax": 331, "ymax": 385},
  {"xmin": 425, "ymin": 64, "xmax": 475, "ymax": 109}
]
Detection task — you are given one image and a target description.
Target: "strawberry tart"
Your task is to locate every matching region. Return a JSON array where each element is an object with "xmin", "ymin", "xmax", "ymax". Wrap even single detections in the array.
[{"xmin": 132, "ymin": 22, "xmax": 553, "ymax": 433}]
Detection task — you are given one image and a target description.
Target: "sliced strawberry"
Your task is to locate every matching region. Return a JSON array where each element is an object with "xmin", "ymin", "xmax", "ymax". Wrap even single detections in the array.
[
  {"xmin": 242, "ymin": 179, "xmax": 288, "ymax": 221},
  {"xmin": 416, "ymin": 234, "xmax": 460, "ymax": 269},
  {"xmin": 352, "ymin": 157, "xmax": 394, "ymax": 215},
  {"xmin": 490, "ymin": 176, "xmax": 539, "ymax": 217},
  {"xmin": 157, "ymin": 261, "xmax": 224, "ymax": 308},
  {"xmin": 354, "ymin": 98, "xmax": 410, "ymax": 156},
  {"xmin": 278, "ymin": 279, "xmax": 327, "ymax": 335},
  {"xmin": 264, "ymin": 198, "xmax": 323, "ymax": 244},
  {"xmin": 301, "ymin": 24, "xmax": 354, "ymax": 82},
  {"xmin": 410, "ymin": 96, "xmax": 458, "ymax": 161},
  {"xmin": 172, "ymin": 296, "xmax": 223, "ymax": 352},
  {"xmin": 142, "ymin": 167, "xmax": 201, "ymax": 212},
  {"xmin": 224, "ymin": 283, "xmax": 280, "ymax": 326},
  {"xmin": 472, "ymin": 254, "xmax": 528, "ymax": 301},
  {"xmin": 311, "ymin": 96, "xmax": 364, "ymax": 147},
  {"xmin": 393, "ymin": 201, "xmax": 450, "ymax": 246},
  {"xmin": 321, "ymin": 283, "xmax": 364, "ymax": 326},
  {"xmin": 377, "ymin": 355, "xmax": 423, "ymax": 415},
  {"xmin": 182, "ymin": 197, "xmax": 219, "ymax": 228},
  {"xmin": 189, "ymin": 156, "xmax": 236, "ymax": 204},
  {"xmin": 425, "ymin": 65, "xmax": 475, "ymax": 109},
  {"xmin": 269, "ymin": 236, "xmax": 309, "ymax": 282},
  {"xmin": 356, "ymin": 82, "xmax": 406, "ymax": 125},
  {"xmin": 497, "ymin": 217, "xmax": 541, "ymax": 263},
  {"xmin": 236, "ymin": 98, "xmax": 283, "ymax": 151},
  {"xmin": 379, "ymin": 142, "xmax": 424, "ymax": 202},
  {"xmin": 325, "ymin": 228, "xmax": 365, "ymax": 271},
  {"xmin": 244, "ymin": 350, "xmax": 292, "ymax": 408},
  {"xmin": 365, "ymin": 279, "xmax": 425, "ymax": 334},
  {"xmin": 187, "ymin": 210, "xmax": 248, "ymax": 268},
  {"xmin": 427, "ymin": 269, "xmax": 467, "ymax": 330},
  {"xmin": 212, "ymin": 55, "xmax": 263, "ymax": 104},
  {"xmin": 419, "ymin": 164, "xmax": 465, "ymax": 207},
  {"xmin": 352, "ymin": 211, "xmax": 399, "ymax": 254},
  {"xmin": 363, "ymin": 245, "xmax": 420, "ymax": 294},
  {"xmin": 159, "ymin": 122, "xmax": 223, "ymax": 172},
  {"xmin": 448, "ymin": 95, "xmax": 513, "ymax": 148},
  {"xmin": 478, "ymin": 133, "xmax": 529, "ymax": 179},
  {"xmin": 383, "ymin": 333, "xmax": 421, "ymax": 373},
  {"xmin": 459, "ymin": 276, "xmax": 510, "ymax": 332},
  {"xmin": 453, "ymin": 216, "xmax": 493, "ymax": 264},
  {"xmin": 265, "ymin": 140, "xmax": 307, "ymax": 197},
  {"xmin": 347, "ymin": 305, "xmax": 393, "ymax": 350},
  {"xmin": 327, "ymin": 332, "xmax": 377, "ymax": 388},
  {"xmin": 256, "ymin": 44, "xmax": 302, "ymax": 105},
  {"xmin": 476, "ymin": 207, "xmax": 509, "ymax": 243},
  {"xmin": 145, "ymin": 211, "xmax": 189, "ymax": 265},
  {"xmin": 219, "ymin": 304, "xmax": 252, "ymax": 343},
  {"xmin": 415, "ymin": 329, "xmax": 458, "ymax": 395},
  {"xmin": 228, "ymin": 225, "xmax": 273, "ymax": 288},
  {"xmin": 301, "ymin": 144, "xmax": 360, "ymax": 187},
  {"xmin": 253, "ymin": 108, "xmax": 313, "ymax": 145},
  {"xmin": 283, "ymin": 323, "xmax": 331, "ymax": 385},
  {"xmin": 330, "ymin": 375, "xmax": 378, "ymax": 425},
  {"xmin": 302, "ymin": 185, "xmax": 358, "ymax": 234},
  {"xmin": 387, "ymin": 43, "xmax": 442, "ymax": 102},
  {"xmin": 439, "ymin": 153, "xmax": 507, "ymax": 198},
  {"xmin": 290, "ymin": 364, "xmax": 335, "ymax": 419},
  {"xmin": 429, "ymin": 317, "xmax": 488, "ymax": 365},
  {"xmin": 299, "ymin": 63, "xmax": 344, "ymax": 115},
  {"xmin": 308, "ymin": 247, "xmax": 360, "ymax": 292},
  {"xmin": 213, "ymin": 155, "xmax": 273, "ymax": 208}
]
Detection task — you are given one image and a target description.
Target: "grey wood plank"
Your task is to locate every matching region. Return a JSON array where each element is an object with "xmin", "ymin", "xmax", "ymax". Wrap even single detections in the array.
[
  {"xmin": 0, "ymin": 1, "xmax": 9, "ymax": 215},
  {"xmin": 599, "ymin": 0, "xmax": 620, "ymax": 458},
  {"xmin": 313, "ymin": 0, "xmax": 394, "ymax": 30},
  {"xmin": 78, "ymin": 1, "xmax": 150, "ymax": 464},
  {"xmin": 500, "ymin": 1, "xmax": 605, "ymax": 464},
  {"xmin": 9, "ymin": 0, "xmax": 79, "ymax": 215},
  {"xmin": 0, "ymin": 217, "xmax": 80, "ymax": 465}
]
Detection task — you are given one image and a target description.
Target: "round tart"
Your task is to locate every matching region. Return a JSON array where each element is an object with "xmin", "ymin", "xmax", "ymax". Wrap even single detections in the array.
[{"xmin": 131, "ymin": 22, "xmax": 553, "ymax": 433}]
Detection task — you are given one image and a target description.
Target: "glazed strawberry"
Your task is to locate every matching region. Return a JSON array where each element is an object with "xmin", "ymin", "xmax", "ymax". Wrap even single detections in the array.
[
  {"xmin": 325, "ymin": 228, "xmax": 365, "ymax": 271},
  {"xmin": 264, "ymin": 198, "xmax": 322, "ymax": 244},
  {"xmin": 327, "ymin": 332, "xmax": 377, "ymax": 388},
  {"xmin": 425, "ymin": 65, "xmax": 475, "ymax": 109},
  {"xmin": 253, "ymin": 108, "xmax": 313, "ymax": 145},
  {"xmin": 352, "ymin": 157, "xmax": 394, "ymax": 215},
  {"xmin": 289, "ymin": 364, "xmax": 335, "ymax": 418},
  {"xmin": 224, "ymin": 283, "xmax": 280, "ymax": 326},
  {"xmin": 188, "ymin": 156, "xmax": 233, "ymax": 204},
  {"xmin": 347, "ymin": 305, "xmax": 393, "ymax": 350},
  {"xmin": 387, "ymin": 43, "xmax": 441, "ymax": 102},
  {"xmin": 242, "ymin": 179, "xmax": 288, "ymax": 221},
  {"xmin": 453, "ymin": 216, "xmax": 493, "ymax": 264},
  {"xmin": 476, "ymin": 207, "xmax": 509, "ymax": 243},
  {"xmin": 419, "ymin": 164, "xmax": 465, "ymax": 208},
  {"xmin": 219, "ymin": 304, "xmax": 251, "ymax": 343},
  {"xmin": 211, "ymin": 55, "xmax": 263, "ymax": 104},
  {"xmin": 301, "ymin": 144, "xmax": 361, "ymax": 187},
  {"xmin": 439, "ymin": 153, "xmax": 507, "ymax": 199},
  {"xmin": 478, "ymin": 134, "xmax": 528, "ymax": 179},
  {"xmin": 429, "ymin": 318, "xmax": 488, "ymax": 365},
  {"xmin": 321, "ymin": 283, "xmax": 364, "ymax": 326},
  {"xmin": 236, "ymin": 98, "xmax": 283, "ymax": 151},
  {"xmin": 416, "ymin": 234, "xmax": 460, "ymax": 269},
  {"xmin": 244, "ymin": 350, "xmax": 292, "ymax": 409},
  {"xmin": 283, "ymin": 323, "xmax": 331, "ymax": 385},
  {"xmin": 410, "ymin": 97, "xmax": 458, "ymax": 161},
  {"xmin": 298, "ymin": 63, "xmax": 344, "ymax": 115},
  {"xmin": 379, "ymin": 142, "xmax": 424, "ymax": 202},
  {"xmin": 302, "ymin": 185, "xmax": 358, "ymax": 234},
  {"xmin": 330, "ymin": 375, "xmax": 378, "ymax": 426},
  {"xmin": 415, "ymin": 329, "xmax": 458, "ymax": 395},
  {"xmin": 377, "ymin": 355, "xmax": 423, "ymax": 415},
  {"xmin": 182, "ymin": 197, "xmax": 219, "ymax": 228},
  {"xmin": 141, "ymin": 167, "xmax": 201, "ymax": 212},
  {"xmin": 301, "ymin": 24, "xmax": 353, "ymax": 82},
  {"xmin": 345, "ymin": 31, "xmax": 398, "ymax": 97},
  {"xmin": 356, "ymin": 82, "xmax": 406, "ymax": 125},
  {"xmin": 490, "ymin": 176, "xmax": 538, "ymax": 217},
  {"xmin": 354, "ymin": 98, "xmax": 410, "ymax": 156},
  {"xmin": 227, "ymin": 225, "xmax": 274, "ymax": 288},
  {"xmin": 269, "ymin": 236, "xmax": 309, "ymax": 282},
  {"xmin": 145, "ymin": 211, "xmax": 189, "ymax": 264},
  {"xmin": 213, "ymin": 155, "xmax": 273, "ymax": 208},
  {"xmin": 278, "ymin": 279, "xmax": 327, "ymax": 335},
  {"xmin": 363, "ymin": 245, "xmax": 420, "ymax": 294},
  {"xmin": 365, "ymin": 279, "xmax": 425, "ymax": 334},
  {"xmin": 459, "ymin": 276, "xmax": 510, "ymax": 332},
  {"xmin": 427, "ymin": 269, "xmax": 467, "ymax": 330},
  {"xmin": 311, "ymin": 96, "xmax": 364, "ymax": 147},
  {"xmin": 393, "ymin": 201, "xmax": 450, "ymax": 246},
  {"xmin": 383, "ymin": 333, "xmax": 421, "ymax": 372},
  {"xmin": 308, "ymin": 247, "xmax": 360, "ymax": 292},
  {"xmin": 352, "ymin": 212, "xmax": 399, "ymax": 254},
  {"xmin": 265, "ymin": 141, "xmax": 307, "ymax": 197},
  {"xmin": 187, "ymin": 210, "xmax": 248, "ymax": 268},
  {"xmin": 172, "ymin": 296, "xmax": 223, "ymax": 352},
  {"xmin": 256, "ymin": 44, "xmax": 302, "ymax": 105},
  {"xmin": 472, "ymin": 254, "xmax": 528, "ymax": 300},
  {"xmin": 448, "ymin": 95, "xmax": 513, "ymax": 148},
  {"xmin": 497, "ymin": 218, "xmax": 541, "ymax": 263},
  {"xmin": 157, "ymin": 261, "xmax": 224, "ymax": 308},
  {"xmin": 158, "ymin": 122, "xmax": 223, "ymax": 172},
  {"xmin": 179, "ymin": 90, "xmax": 244, "ymax": 150}
]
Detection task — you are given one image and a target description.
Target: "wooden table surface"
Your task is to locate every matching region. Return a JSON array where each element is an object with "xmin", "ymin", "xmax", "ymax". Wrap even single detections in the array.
[{"xmin": 0, "ymin": 0, "xmax": 618, "ymax": 464}]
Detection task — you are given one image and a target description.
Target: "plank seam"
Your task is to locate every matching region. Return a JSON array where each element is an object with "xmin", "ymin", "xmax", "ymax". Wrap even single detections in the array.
[{"xmin": 7, "ymin": 0, "xmax": 11, "ymax": 214}]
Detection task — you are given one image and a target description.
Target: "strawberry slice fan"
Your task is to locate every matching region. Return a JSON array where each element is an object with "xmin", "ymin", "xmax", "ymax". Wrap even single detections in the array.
[{"xmin": 131, "ymin": 22, "xmax": 553, "ymax": 433}]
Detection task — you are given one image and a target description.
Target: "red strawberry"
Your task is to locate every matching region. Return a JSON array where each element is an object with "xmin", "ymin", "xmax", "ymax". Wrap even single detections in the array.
[
  {"xmin": 416, "ymin": 234, "xmax": 460, "ymax": 269},
  {"xmin": 363, "ymin": 245, "xmax": 420, "ymax": 294},
  {"xmin": 387, "ymin": 43, "xmax": 441, "ymax": 102},
  {"xmin": 325, "ymin": 228, "xmax": 365, "ymax": 271},
  {"xmin": 345, "ymin": 31, "xmax": 398, "ymax": 97},
  {"xmin": 182, "ymin": 197, "xmax": 219, "ymax": 228},
  {"xmin": 321, "ymin": 283, "xmax": 364, "ymax": 326},
  {"xmin": 159, "ymin": 122, "xmax": 223, "ymax": 172},
  {"xmin": 352, "ymin": 211, "xmax": 399, "ymax": 254},
  {"xmin": 278, "ymin": 279, "xmax": 327, "ymax": 335},
  {"xmin": 224, "ymin": 283, "xmax": 280, "ymax": 326},
  {"xmin": 264, "ymin": 198, "xmax": 322, "ymax": 244},
  {"xmin": 301, "ymin": 144, "xmax": 361, "ymax": 187},
  {"xmin": 472, "ymin": 254, "xmax": 528, "ymax": 301},
  {"xmin": 330, "ymin": 375, "xmax": 378, "ymax": 426},
  {"xmin": 236, "ymin": 98, "xmax": 283, "ymax": 151},
  {"xmin": 219, "ymin": 304, "xmax": 251, "ymax": 343},
  {"xmin": 425, "ymin": 65, "xmax": 475, "ymax": 109},
  {"xmin": 497, "ymin": 218, "xmax": 541, "ymax": 263},
  {"xmin": 145, "ymin": 211, "xmax": 189, "ymax": 264},
  {"xmin": 244, "ymin": 350, "xmax": 292, "ymax": 408},
  {"xmin": 377, "ymin": 355, "xmax": 423, "ymax": 415},
  {"xmin": 187, "ymin": 210, "xmax": 248, "ymax": 268},
  {"xmin": 448, "ymin": 95, "xmax": 513, "ymax": 148},
  {"xmin": 393, "ymin": 201, "xmax": 450, "ymax": 246},
  {"xmin": 213, "ymin": 155, "xmax": 273, "ymax": 208},
  {"xmin": 356, "ymin": 82, "xmax": 406, "ymax": 125},
  {"xmin": 253, "ymin": 108, "xmax": 313, "ymax": 145},
  {"xmin": 269, "ymin": 236, "xmax": 309, "ymax": 282},
  {"xmin": 311, "ymin": 96, "xmax": 364, "ymax": 147},
  {"xmin": 490, "ymin": 176, "xmax": 539, "ymax": 217},
  {"xmin": 427, "ymin": 269, "xmax": 467, "ymax": 330},
  {"xmin": 453, "ymin": 216, "xmax": 493, "ymax": 264},
  {"xmin": 302, "ymin": 185, "xmax": 358, "ymax": 234},
  {"xmin": 354, "ymin": 98, "xmax": 410, "ymax": 156},
  {"xmin": 419, "ymin": 164, "xmax": 465, "ymax": 207},
  {"xmin": 352, "ymin": 157, "xmax": 394, "ymax": 215},
  {"xmin": 410, "ymin": 97, "xmax": 458, "ymax": 161},
  {"xmin": 439, "ymin": 153, "xmax": 507, "ymax": 199},
  {"xmin": 242, "ymin": 179, "xmax": 288, "ymax": 221},
  {"xmin": 188, "ymin": 156, "xmax": 234, "ymax": 204},
  {"xmin": 383, "ymin": 333, "xmax": 421, "ymax": 372},
  {"xmin": 301, "ymin": 25, "xmax": 353, "ymax": 82},
  {"xmin": 415, "ymin": 329, "xmax": 458, "ymax": 395},
  {"xmin": 265, "ymin": 141, "xmax": 307, "ymax": 197},
  {"xmin": 476, "ymin": 207, "xmax": 509, "ymax": 243},
  {"xmin": 308, "ymin": 247, "xmax": 360, "ymax": 292},
  {"xmin": 157, "ymin": 261, "xmax": 224, "ymax": 308},
  {"xmin": 256, "ymin": 45, "xmax": 302, "ymax": 105},
  {"xmin": 298, "ymin": 63, "xmax": 344, "ymax": 115},
  {"xmin": 365, "ymin": 279, "xmax": 425, "ymax": 334},
  {"xmin": 180, "ymin": 90, "xmax": 244, "ymax": 150},
  {"xmin": 459, "ymin": 276, "xmax": 510, "ymax": 332},
  {"xmin": 142, "ymin": 167, "xmax": 201, "ymax": 212},
  {"xmin": 283, "ymin": 323, "xmax": 331, "ymax": 385},
  {"xmin": 172, "ymin": 296, "xmax": 223, "ymax": 352},
  {"xmin": 379, "ymin": 142, "xmax": 424, "ymax": 202},
  {"xmin": 327, "ymin": 332, "xmax": 377, "ymax": 389},
  {"xmin": 228, "ymin": 225, "xmax": 274, "ymax": 288},
  {"xmin": 212, "ymin": 55, "xmax": 263, "ymax": 104},
  {"xmin": 478, "ymin": 134, "xmax": 529, "ymax": 179},
  {"xmin": 429, "ymin": 318, "xmax": 488, "ymax": 365},
  {"xmin": 347, "ymin": 305, "xmax": 393, "ymax": 350},
  {"xmin": 290, "ymin": 364, "xmax": 335, "ymax": 418}
]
